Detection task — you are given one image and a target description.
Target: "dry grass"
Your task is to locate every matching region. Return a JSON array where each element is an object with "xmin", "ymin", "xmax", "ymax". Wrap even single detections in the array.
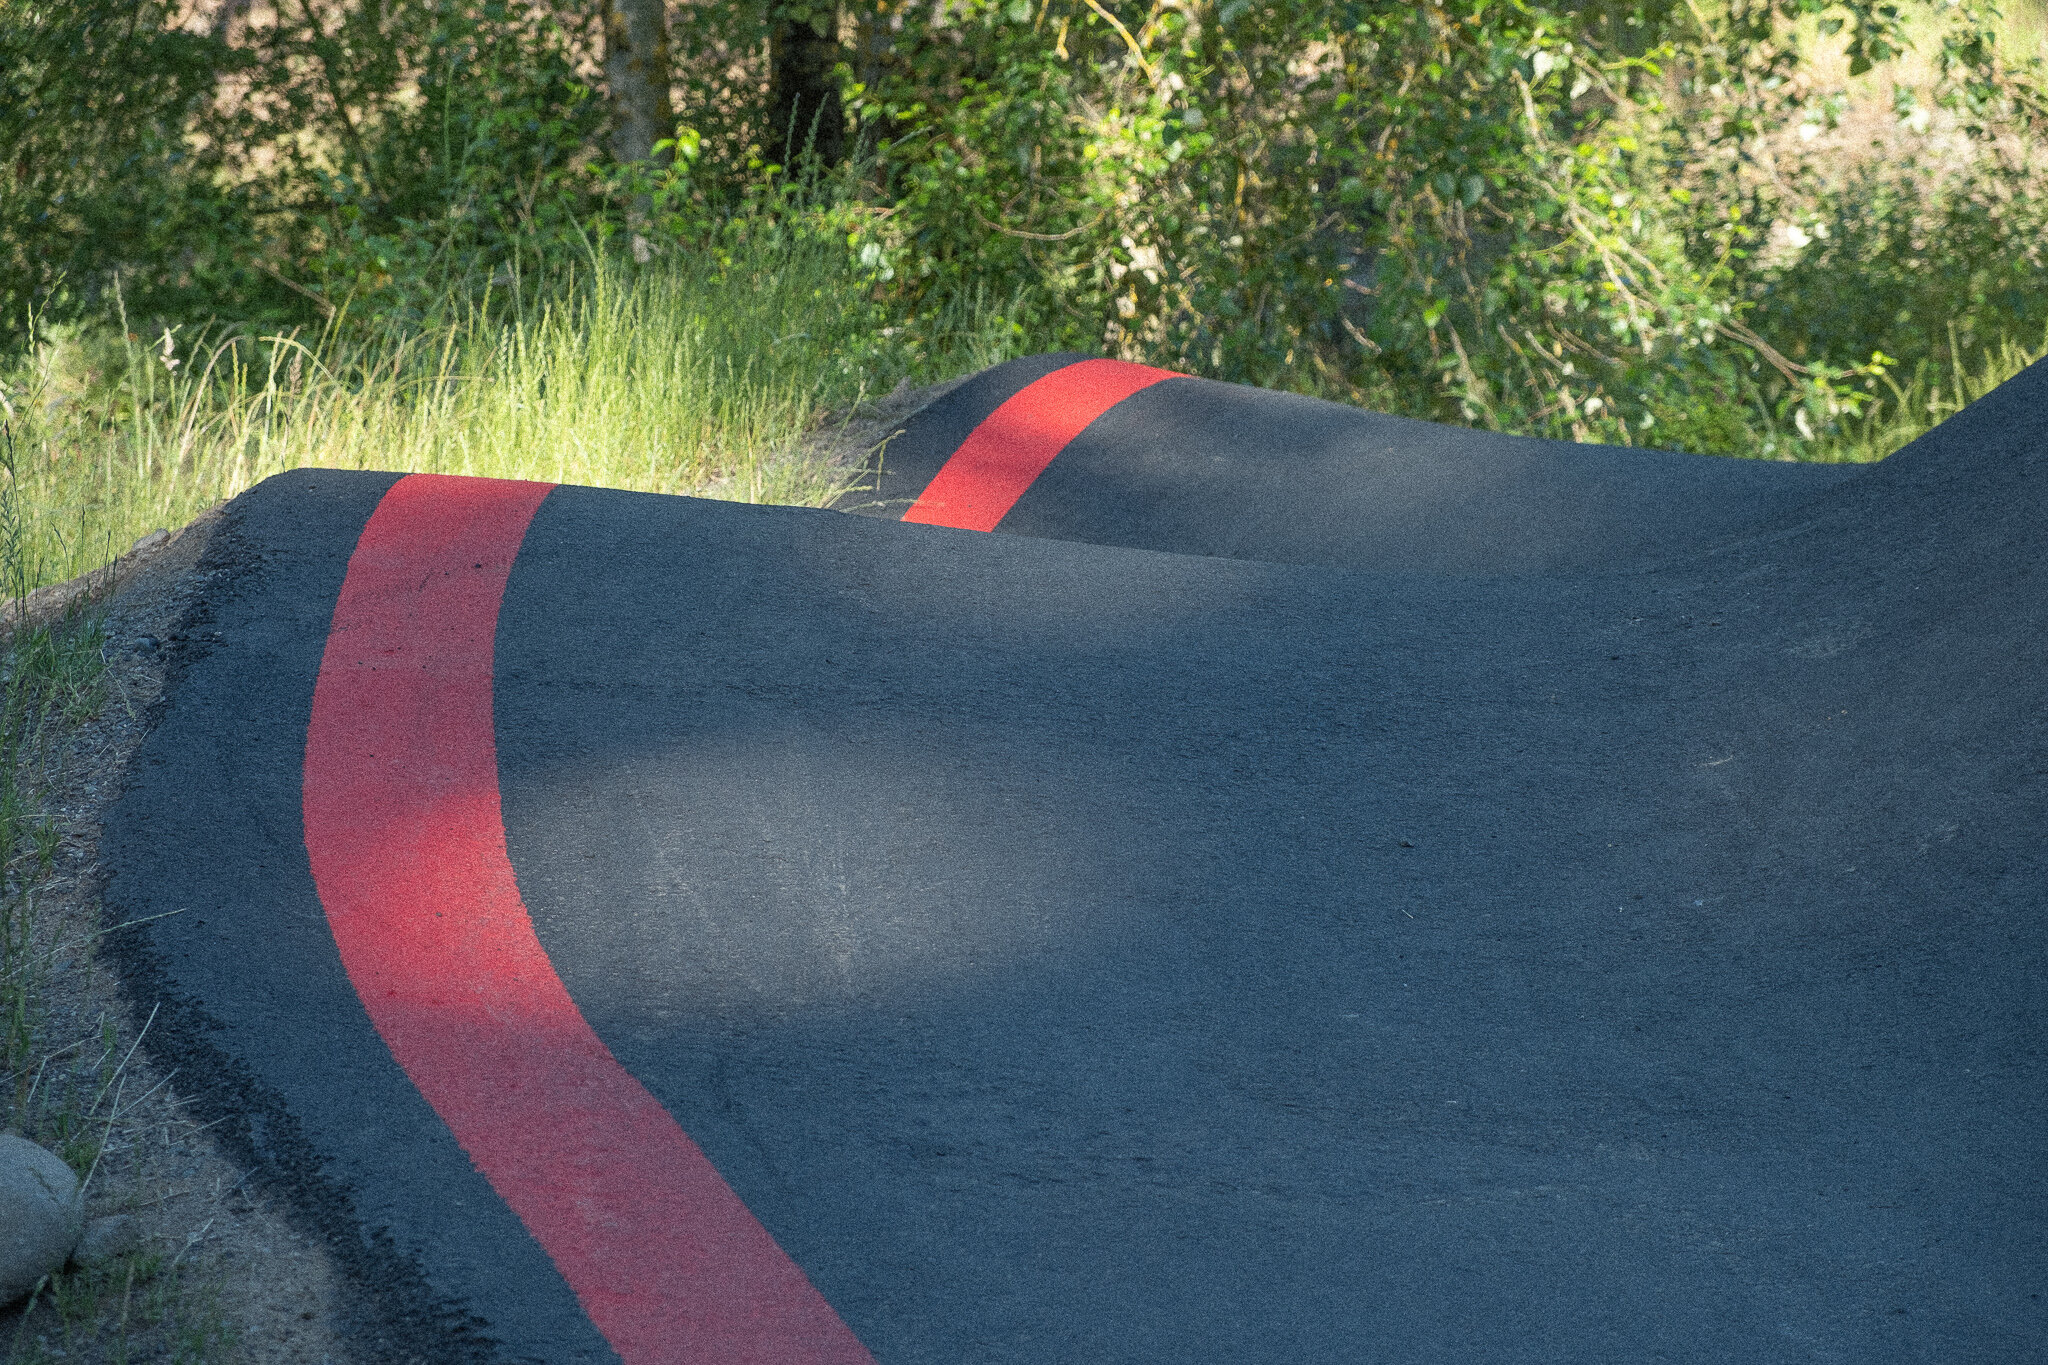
[{"xmin": 0, "ymin": 244, "xmax": 1018, "ymax": 594}]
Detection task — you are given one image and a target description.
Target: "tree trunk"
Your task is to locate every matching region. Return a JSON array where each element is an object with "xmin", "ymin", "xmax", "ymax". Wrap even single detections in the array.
[
  {"xmin": 602, "ymin": 0, "xmax": 675, "ymax": 167},
  {"xmin": 768, "ymin": 4, "xmax": 846, "ymax": 168}
]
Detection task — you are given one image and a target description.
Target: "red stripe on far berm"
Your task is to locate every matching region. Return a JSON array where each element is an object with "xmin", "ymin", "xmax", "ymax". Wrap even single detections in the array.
[
  {"xmin": 902, "ymin": 357, "xmax": 1182, "ymax": 531},
  {"xmin": 301, "ymin": 472, "xmax": 873, "ymax": 1365}
]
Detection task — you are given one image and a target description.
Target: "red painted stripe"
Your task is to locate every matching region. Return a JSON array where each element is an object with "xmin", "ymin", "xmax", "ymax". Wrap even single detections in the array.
[
  {"xmin": 902, "ymin": 358, "xmax": 1181, "ymax": 531},
  {"xmin": 303, "ymin": 474, "xmax": 872, "ymax": 1365}
]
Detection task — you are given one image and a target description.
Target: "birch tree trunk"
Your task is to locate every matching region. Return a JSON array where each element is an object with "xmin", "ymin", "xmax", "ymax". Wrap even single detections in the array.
[{"xmin": 602, "ymin": 0, "xmax": 674, "ymax": 167}]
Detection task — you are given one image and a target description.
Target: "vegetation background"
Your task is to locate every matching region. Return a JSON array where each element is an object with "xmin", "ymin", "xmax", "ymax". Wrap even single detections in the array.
[
  {"xmin": 1, "ymin": 0, "xmax": 2046, "ymax": 588},
  {"xmin": 2, "ymin": 1, "xmax": 2045, "ymax": 1356},
  {"xmin": 4, "ymin": 0, "xmax": 2048, "ymax": 581}
]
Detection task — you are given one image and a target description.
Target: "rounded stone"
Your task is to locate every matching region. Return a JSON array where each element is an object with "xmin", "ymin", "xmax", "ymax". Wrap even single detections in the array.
[{"xmin": 0, "ymin": 1134, "xmax": 84, "ymax": 1305}]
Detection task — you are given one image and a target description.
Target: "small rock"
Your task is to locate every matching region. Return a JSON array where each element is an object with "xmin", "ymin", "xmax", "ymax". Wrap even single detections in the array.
[
  {"xmin": 0, "ymin": 1134, "xmax": 84, "ymax": 1305},
  {"xmin": 134, "ymin": 634, "xmax": 161, "ymax": 654},
  {"xmin": 129, "ymin": 528, "xmax": 171, "ymax": 556},
  {"xmin": 72, "ymin": 1214, "xmax": 141, "ymax": 1268}
]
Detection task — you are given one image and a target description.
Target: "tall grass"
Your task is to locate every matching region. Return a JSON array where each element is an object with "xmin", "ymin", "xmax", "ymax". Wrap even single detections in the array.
[
  {"xmin": 0, "ymin": 232, "xmax": 1024, "ymax": 592},
  {"xmin": 1, "ymin": 422, "xmax": 237, "ymax": 1362},
  {"xmin": 1811, "ymin": 330, "xmax": 2048, "ymax": 463},
  {"xmin": 1, "ymin": 215, "xmax": 2042, "ymax": 594}
]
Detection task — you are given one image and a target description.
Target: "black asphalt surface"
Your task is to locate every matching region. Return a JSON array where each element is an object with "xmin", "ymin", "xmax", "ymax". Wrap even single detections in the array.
[
  {"xmin": 105, "ymin": 358, "xmax": 2047, "ymax": 1362},
  {"xmin": 835, "ymin": 352, "xmax": 1865, "ymax": 571}
]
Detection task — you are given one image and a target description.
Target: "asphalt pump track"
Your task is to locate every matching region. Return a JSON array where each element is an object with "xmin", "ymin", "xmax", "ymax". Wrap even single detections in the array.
[{"xmin": 105, "ymin": 356, "xmax": 2046, "ymax": 1362}]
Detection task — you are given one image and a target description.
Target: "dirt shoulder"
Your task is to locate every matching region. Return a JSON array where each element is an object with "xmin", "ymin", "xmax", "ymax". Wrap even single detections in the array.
[
  {"xmin": 806, "ymin": 372, "xmax": 972, "ymax": 488},
  {"xmin": 2, "ymin": 513, "xmax": 348, "ymax": 1364}
]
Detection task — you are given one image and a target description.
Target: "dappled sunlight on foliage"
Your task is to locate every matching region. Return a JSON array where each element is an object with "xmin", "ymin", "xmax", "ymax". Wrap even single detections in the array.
[
  {"xmin": 3, "ymin": 0, "xmax": 2046, "ymax": 473},
  {"xmin": 843, "ymin": 0, "xmax": 2047, "ymax": 454}
]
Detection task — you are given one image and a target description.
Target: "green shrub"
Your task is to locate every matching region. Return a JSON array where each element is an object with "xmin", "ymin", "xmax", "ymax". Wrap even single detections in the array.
[
  {"xmin": 0, "ymin": 0, "xmax": 260, "ymax": 348},
  {"xmin": 844, "ymin": 0, "xmax": 2046, "ymax": 456},
  {"xmin": 5, "ymin": 0, "xmax": 2044, "ymax": 465}
]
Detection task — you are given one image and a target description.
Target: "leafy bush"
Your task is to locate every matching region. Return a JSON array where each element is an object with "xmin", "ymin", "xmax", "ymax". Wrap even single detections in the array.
[
  {"xmin": 1744, "ymin": 160, "xmax": 2048, "ymax": 373},
  {"xmin": 0, "ymin": 0, "xmax": 257, "ymax": 347},
  {"xmin": 845, "ymin": 0, "xmax": 2047, "ymax": 454},
  {"xmin": 4, "ymin": 0, "xmax": 2045, "ymax": 462}
]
